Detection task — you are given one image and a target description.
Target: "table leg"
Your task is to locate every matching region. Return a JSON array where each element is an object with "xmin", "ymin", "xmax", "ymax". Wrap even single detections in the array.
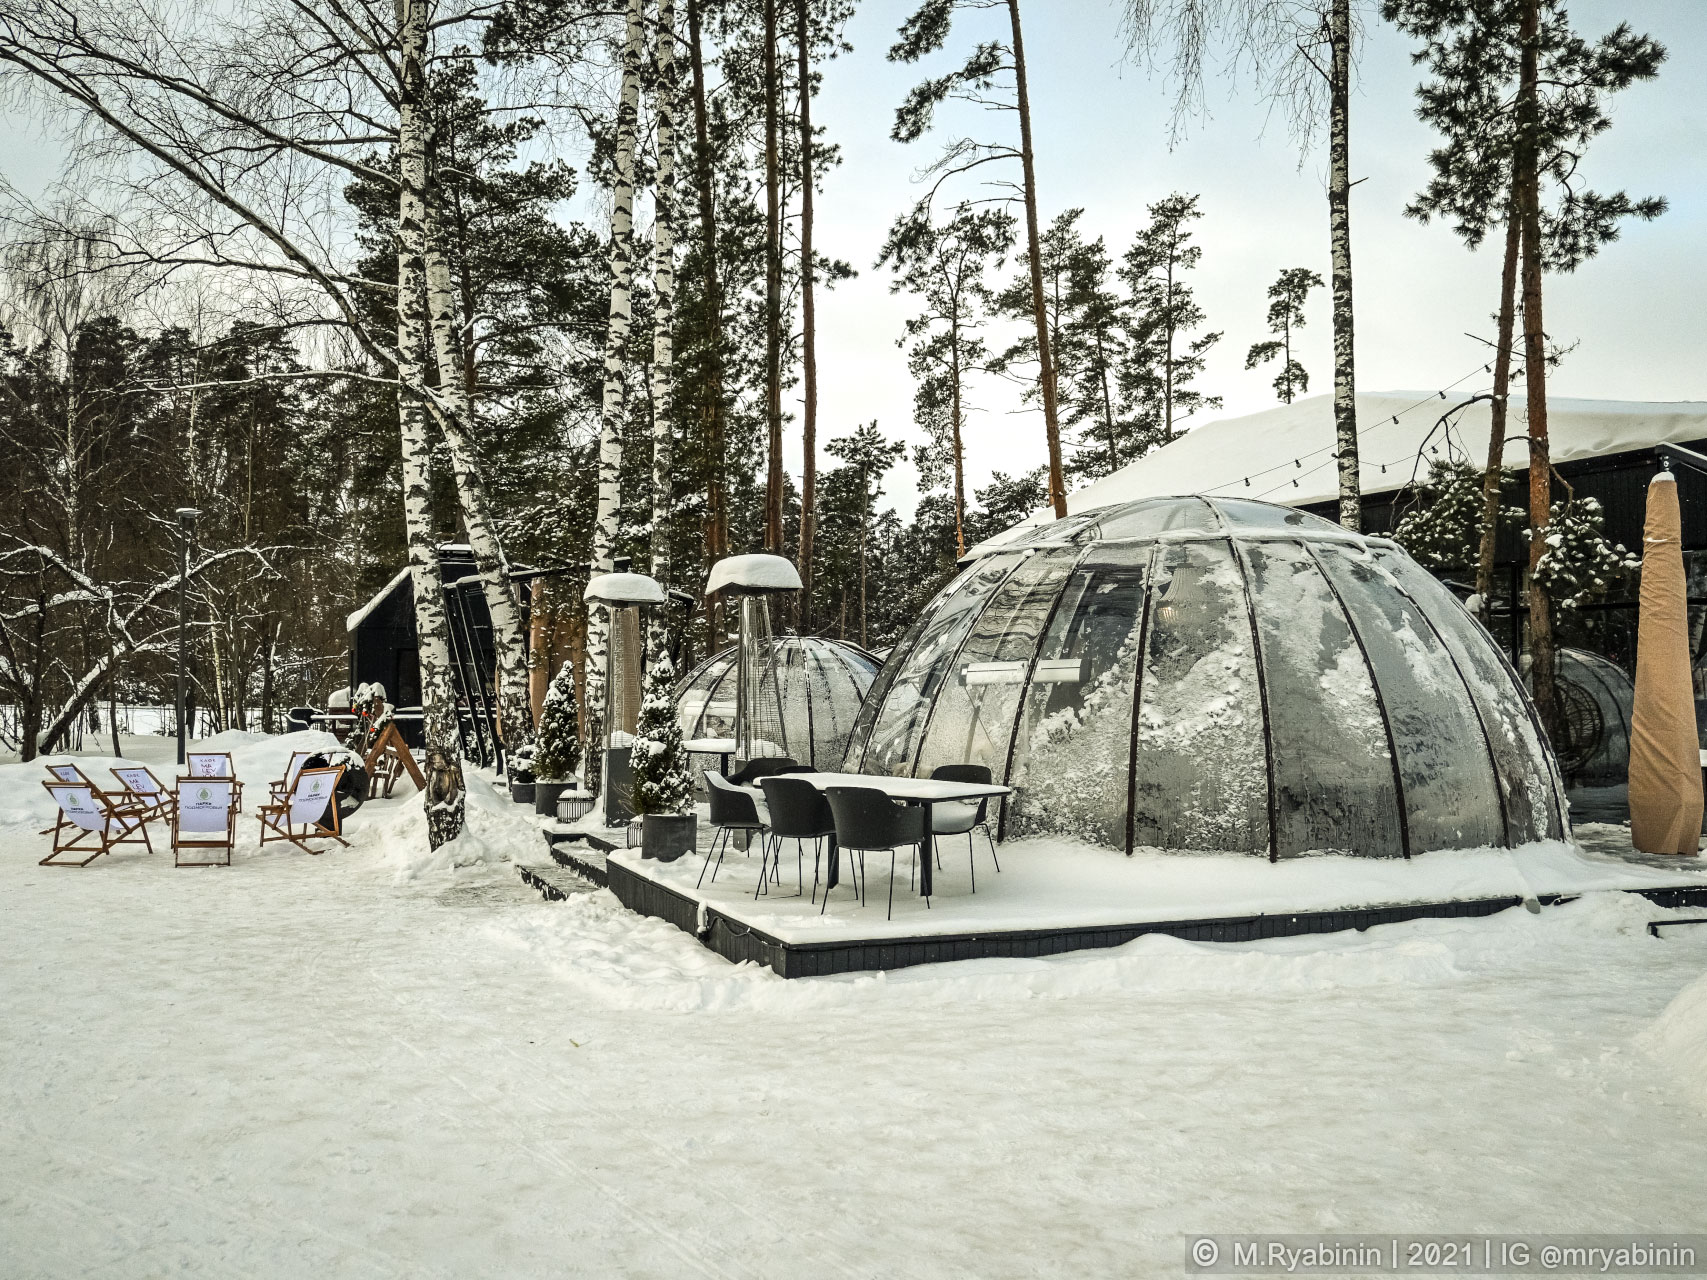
[
  {"xmin": 919, "ymin": 800, "xmax": 933, "ymax": 899},
  {"xmin": 825, "ymin": 833, "xmax": 839, "ymax": 891}
]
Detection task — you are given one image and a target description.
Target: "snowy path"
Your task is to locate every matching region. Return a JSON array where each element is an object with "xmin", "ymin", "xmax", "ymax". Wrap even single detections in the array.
[{"xmin": 6, "ymin": 775, "xmax": 1707, "ymax": 1275}]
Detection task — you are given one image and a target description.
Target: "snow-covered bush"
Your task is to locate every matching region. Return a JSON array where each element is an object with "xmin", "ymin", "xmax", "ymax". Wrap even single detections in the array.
[
  {"xmin": 1392, "ymin": 460, "xmax": 1520, "ymax": 572},
  {"xmin": 627, "ymin": 654, "xmax": 692, "ymax": 816},
  {"xmin": 1527, "ymin": 494, "xmax": 1640, "ymax": 612},
  {"xmin": 532, "ymin": 660, "xmax": 581, "ymax": 782}
]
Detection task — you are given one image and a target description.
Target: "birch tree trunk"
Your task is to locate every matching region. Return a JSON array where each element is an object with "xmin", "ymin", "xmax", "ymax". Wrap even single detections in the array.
[
  {"xmin": 649, "ymin": 0, "xmax": 679, "ymax": 658},
  {"xmin": 1327, "ymin": 0, "xmax": 1361, "ymax": 532},
  {"xmin": 795, "ymin": 0, "xmax": 818, "ymax": 627},
  {"xmin": 1005, "ymin": 0, "xmax": 1066, "ymax": 519},
  {"xmin": 424, "ymin": 185, "xmax": 533, "ymax": 756},
  {"xmin": 587, "ymin": 0, "xmax": 646, "ymax": 784},
  {"xmin": 762, "ymin": 0, "xmax": 784, "ymax": 552},
  {"xmin": 1515, "ymin": 0, "xmax": 1558, "ymax": 742},
  {"xmin": 1475, "ymin": 201, "xmax": 1522, "ymax": 615},
  {"xmin": 398, "ymin": 0, "xmax": 465, "ymax": 847}
]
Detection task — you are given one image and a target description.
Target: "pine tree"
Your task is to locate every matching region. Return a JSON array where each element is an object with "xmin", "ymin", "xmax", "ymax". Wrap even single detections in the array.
[
  {"xmin": 533, "ymin": 660, "xmax": 582, "ymax": 783},
  {"xmin": 1120, "ymin": 193, "xmax": 1222, "ymax": 449},
  {"xmin": 879, "ymin": 203, "xmax": 1013, "ymax": 558},
  {"xmin": 888, "ymin": 0, "xmax": 1067, "ymax": 518},
  {"xmin": 629, "ymin": 654, "xmax": 693, "ymax": 815},
  {"xmin": 1245, "ymin": 267, "xmax": 1323, "ymax": 404},
  {"xmin": 1384, "ymin": 0, "xmax": 1665, "ymax": 739}
]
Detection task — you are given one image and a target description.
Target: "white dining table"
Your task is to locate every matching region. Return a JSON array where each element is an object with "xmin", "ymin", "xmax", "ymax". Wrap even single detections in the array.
[
  {"xmin": 684, "ymin": 737, "xmax": 738, "ymax": 775},
  {"xmin": 740, "ymin": 771, "xmax": 1011, "ymax": 898}
]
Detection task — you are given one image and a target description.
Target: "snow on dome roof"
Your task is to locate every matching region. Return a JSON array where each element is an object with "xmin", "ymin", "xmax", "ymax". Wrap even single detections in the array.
[
  {"xmin": 844, "ymin": 501, "xmax": 1567, "ymax": 859},
  {"xmin": 966, "ymin": 392, "xmax": 1707, "ymax": 558},
  {"xmin": 706, "ymin": 553, "xmax": 803, "ymax": 594},
  {"xmin": 583, "ymin": 571, "xmax": 667, "ymax": 605}
]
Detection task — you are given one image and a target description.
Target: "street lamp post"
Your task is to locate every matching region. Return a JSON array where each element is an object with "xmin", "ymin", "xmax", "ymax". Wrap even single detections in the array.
[{"xmin": 175, "ymin": 507, "xmax": 201, "ymax": 767}]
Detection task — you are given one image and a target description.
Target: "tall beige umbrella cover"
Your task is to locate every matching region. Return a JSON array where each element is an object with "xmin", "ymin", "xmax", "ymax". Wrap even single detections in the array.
[{"xmin": 1628, "ymin": 470, "xmax": 1702, "ymax": 855}]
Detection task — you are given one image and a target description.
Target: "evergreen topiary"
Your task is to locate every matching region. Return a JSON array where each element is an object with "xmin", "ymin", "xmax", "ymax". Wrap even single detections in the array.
[
  {"xmin": 532, "ymin": 660, "xmax": 581, "ymax": 782},
  {"xmin": 628, "ymin": 654, "xmax": 693, "ymax": 816}
]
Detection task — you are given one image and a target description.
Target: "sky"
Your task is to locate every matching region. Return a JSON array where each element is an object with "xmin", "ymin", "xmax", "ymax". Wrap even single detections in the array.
[
  {"xmin": 0, "ymin": 0, "xmax": 1700, "ymax": 521},
  {"xmin": 803, "ymin": 0, "xmax": 1707, "ymax": 515}
]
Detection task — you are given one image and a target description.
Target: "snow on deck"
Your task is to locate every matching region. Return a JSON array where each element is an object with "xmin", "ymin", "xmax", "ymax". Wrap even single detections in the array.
[
  {"xmin": 610, "ymin": 829, "xmax": 1707, "ymax": 945},
  {"xmin": 8, "ymin": 739, "xmax": 1707, "ymax": 1275}
]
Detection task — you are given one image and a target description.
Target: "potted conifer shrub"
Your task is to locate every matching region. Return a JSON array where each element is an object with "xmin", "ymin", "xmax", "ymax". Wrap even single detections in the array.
[
  {"xmin": 532, "ymin": 660, "xmax": 583, "ymax": 818},
  {"xmin": 508, "ymin": 745, "xmax": 536, "ymax": 805},
  {"xmin": 628, "ymin": 654, "xmax": 696, "ymax": 860}
]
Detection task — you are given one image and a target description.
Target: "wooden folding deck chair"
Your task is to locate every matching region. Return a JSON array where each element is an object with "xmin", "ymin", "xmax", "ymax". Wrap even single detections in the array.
[
  {"xmin": 39, "ymin": 763, "xmax": 99, "ymax": 833},
  {"xmin": 267, "ymin": 751, "xmax": 314, "ymax": 806},
  {"xmin": 171, "ymin": 777, "xmax": 240, "ymax": 867},
  {"xmin": 257, "ymin": 765, "xmax": 349, "ymax": 854},
  {"xmin": 109, "ymin": 764, "xmax": 178, "ymax": 826},
  {"xmin": 183, "ymin": 750, "xmax": 243, "ymax": 808},
  {"xmin": 40, "ymin": 781, "xmax": 153, "ymax": 867}
]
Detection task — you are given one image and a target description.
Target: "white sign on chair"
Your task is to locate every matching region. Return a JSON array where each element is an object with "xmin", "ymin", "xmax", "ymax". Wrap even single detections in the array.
[{"xmin": 179, "ymin": 781, "xmax": 235, "ymax": 834}]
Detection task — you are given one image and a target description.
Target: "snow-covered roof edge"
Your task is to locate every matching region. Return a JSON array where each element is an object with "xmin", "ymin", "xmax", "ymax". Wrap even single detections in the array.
[
  {"xmin": 346, "ymin": 565, "xmax": 413, "ymax": 633},
  {"xmin": 965, "ymin": 392, "xmax": 1707, "ymax": 559}
]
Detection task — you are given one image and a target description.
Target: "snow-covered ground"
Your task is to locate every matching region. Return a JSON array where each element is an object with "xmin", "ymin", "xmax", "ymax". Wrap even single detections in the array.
[{"xmin": 6, "ymin": 734, "xmax": 1707, "ymax": 1276}]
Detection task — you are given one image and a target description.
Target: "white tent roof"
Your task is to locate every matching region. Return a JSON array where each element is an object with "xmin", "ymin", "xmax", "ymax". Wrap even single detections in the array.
[{"xmin": 967, "ymin": 391, "xmax": 1707, "ymax": 558}]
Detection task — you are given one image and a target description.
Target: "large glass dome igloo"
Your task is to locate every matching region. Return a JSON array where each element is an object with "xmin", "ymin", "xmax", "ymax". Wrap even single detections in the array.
[
  {"xmin": 842, "ymin": 495, "xmax": 1568, "ymax": 858},
  {"xmin": 676, "ymin": 637, "xmax": 881, "ymax": 768}
]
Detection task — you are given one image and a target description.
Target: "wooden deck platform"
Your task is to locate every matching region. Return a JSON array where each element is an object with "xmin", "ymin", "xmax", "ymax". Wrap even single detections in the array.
[{"xmin": 604, "ymin": 858, "xmax": 1706, "ymax": 978}]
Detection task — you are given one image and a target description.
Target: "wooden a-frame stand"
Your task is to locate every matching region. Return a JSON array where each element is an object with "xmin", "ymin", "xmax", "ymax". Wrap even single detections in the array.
[{"xmin": 364, "ymin": 723, "xmax": 425, "ymax": 799}]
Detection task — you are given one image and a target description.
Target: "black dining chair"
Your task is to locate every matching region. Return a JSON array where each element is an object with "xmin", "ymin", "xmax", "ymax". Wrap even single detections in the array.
[
  {"xmin": 727, "ymin": 756, "xmax": 800, "ymax": 786},
  {"xmin": 758, "ymin": 776, "xmax": 837, "ymax": 902},
  {"xmin": 698, "ymin": 770, "xmax": 768, "ymax": 888},
  {"xmin": 929, "ymin": 764, "xmax": 1001, "ymax": 892},
  {"xmin": 824, "ymin": 786, "xmax": 928, "ymax": 920}
]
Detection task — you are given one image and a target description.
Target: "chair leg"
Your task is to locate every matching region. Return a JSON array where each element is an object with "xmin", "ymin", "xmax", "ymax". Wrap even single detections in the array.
[
  {"xmin": 968, "ymin": 831, "xmax": 976, "ymax": 893},
  {"xmin": 698, "ymin": 827, "xmax": 726, "ymax": 888},
  {"xmin": 857, "ymin": 851, "xmax": 867, "ymax": 906},
  {"xmin": 920, "ymin": 845, "xmax": 930, "ymax": 909},
  {"xmin": 983, "ymin": 824, "xmax": 1001, "ymax": 872}
]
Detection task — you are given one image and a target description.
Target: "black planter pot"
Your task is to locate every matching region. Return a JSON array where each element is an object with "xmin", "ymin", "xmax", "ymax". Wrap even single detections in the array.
[
  {"xmin": 509, "ymin": 780, "xmax": 536, "ymax": 805},
  {"xmin": 535, "ymin": 780, "xmax": 573, "ymax": 817},
  {"xmin": 641, "ymin": 812, "xmax": 697, "ymax": 861}
]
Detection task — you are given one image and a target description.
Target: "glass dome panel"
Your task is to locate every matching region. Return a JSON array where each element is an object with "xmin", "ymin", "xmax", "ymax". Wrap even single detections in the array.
[
  {"xmin": 1315, "ymin": 543, "xmax": 1505, "ymax": 852},
  {"xmin": 914, "ymin": 547, "xmax": 1082, "ymax": 780},
  {"xmin": 1208, "ymin": 497, "xmax": 1346, "ymax": 535},
  {"xmin": 1130, "ymin": 539, "xmax": 1269, "ymax": 853},
  {"xmin": 1007, "ymin": 541, "xmax": 1154, "ymax": 846},
  {"xmin": 676, "ymin": 637, "xmax": 877, "ymax": 770},
  {"xmin": 861, "ymin": 553, "xmax": 1022, "ymax": 775},
  {"xmin": 1372, "ymin": 546, "xmax": 1566, "ymax": 839},
  {"xmin": 1240, "ymin": 540, "xmax": 1402, "ymax": 857},
  {"xmin": 1091, "ymin": 496, "xmax": 1220, "ymax": 541}
]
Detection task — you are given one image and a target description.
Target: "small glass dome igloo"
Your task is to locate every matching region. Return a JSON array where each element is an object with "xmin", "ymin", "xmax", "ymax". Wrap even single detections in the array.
[
  {"xmin": 841, "ymin": 495, "xmax": 1568, "ymax": 858},
  {"xmin": 676, "ymin": 637, "xmax": 881, "ymax": 769}
]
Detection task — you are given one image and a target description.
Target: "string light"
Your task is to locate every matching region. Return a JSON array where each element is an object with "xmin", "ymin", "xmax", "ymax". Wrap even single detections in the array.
[{"xmin": 1218, "ymin": 364, "xmax": 1497, "ymax": 496}]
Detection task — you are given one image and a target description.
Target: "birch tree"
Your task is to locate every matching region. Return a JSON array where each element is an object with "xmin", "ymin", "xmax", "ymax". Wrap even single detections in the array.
[
  {"xmin": 648, "ymin": 0, "xmax": 679, "ymax": 657},
  {"xmin": 1123, "ymin": 0, "xmax": 1366, "ymax": 529},
  {"xmin": 586, "ymin": 0, "xmax": 646, "ymax": 783}
]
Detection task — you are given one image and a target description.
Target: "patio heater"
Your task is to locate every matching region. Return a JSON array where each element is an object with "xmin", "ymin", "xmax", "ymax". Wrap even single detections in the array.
[
  {"xmin": 583, "ymin": 569, "xmax": 667, "ymax": 826},
  {"xmin": 704, "ymin": 554, "xmax": 803, "ymax": 770},
  {"xmin": 174, "ymin": 507, "xmax": 201, "ymax": 767}
]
